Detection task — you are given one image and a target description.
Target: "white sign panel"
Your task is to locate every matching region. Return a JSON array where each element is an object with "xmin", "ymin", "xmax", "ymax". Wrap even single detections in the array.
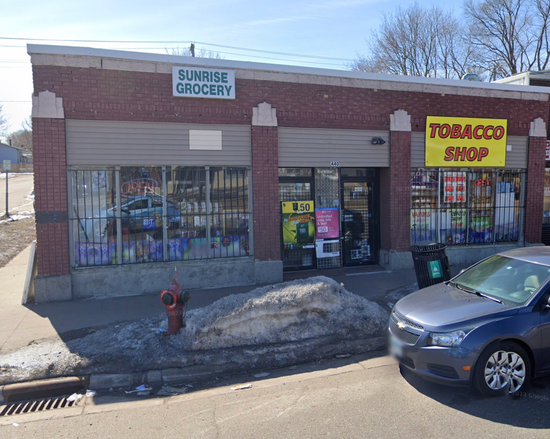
[
  {"xmin": 173, "ymin": 66, "xmax": 235, "ymax": 99},
  {"xmin": 3, "ymin": 160, "xmax": 11, "ymax": 171}
]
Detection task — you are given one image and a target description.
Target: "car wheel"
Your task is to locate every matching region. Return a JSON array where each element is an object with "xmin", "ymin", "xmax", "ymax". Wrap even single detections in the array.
[{"xmin": 474, "ymin": 342, "xmax": 531, "ymax": 397}]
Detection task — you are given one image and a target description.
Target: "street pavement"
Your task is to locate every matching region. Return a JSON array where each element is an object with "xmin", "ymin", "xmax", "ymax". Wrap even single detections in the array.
[
  {"xmin": 2, "ymin": 354, "xmax": 550, "ymax": 437},
  {"xmin": 0, "ymin": 173, "xmax": 34, "ymax": 217}
]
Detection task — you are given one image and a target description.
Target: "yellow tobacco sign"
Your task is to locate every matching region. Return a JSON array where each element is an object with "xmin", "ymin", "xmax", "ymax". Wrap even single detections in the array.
[{"xmin": 425, "ymin": 116, "xmax": 507, "ymax": 167}]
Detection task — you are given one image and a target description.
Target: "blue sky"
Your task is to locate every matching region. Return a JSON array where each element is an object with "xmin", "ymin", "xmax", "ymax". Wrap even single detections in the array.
[{"xmin": 0, "ymin": 0, "xmax": 464, "ymax": 136}]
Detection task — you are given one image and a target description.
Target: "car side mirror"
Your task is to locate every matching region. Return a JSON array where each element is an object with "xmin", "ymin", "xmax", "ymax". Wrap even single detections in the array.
[{"xmin": 546, "ymin": 296, "xmax": 550, "ymax": 309}]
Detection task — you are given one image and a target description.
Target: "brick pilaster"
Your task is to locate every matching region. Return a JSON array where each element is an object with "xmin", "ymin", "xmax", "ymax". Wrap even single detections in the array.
[
  {"xmin": 524, "ymin": 132, "xmax": 546, "ymax": 243},
  {"xmin": 380, "ymin": 111, "xmax": 412, "ymax": 253},
  {"xmin": 33, "ymin": 118, "xmax": 70, "ymax": 276},
  {"xmin": 251, "ymin": 126, "xmax": 280, "ymax": 261}
]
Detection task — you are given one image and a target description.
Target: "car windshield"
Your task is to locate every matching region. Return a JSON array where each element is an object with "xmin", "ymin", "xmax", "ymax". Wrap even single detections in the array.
[{"xmin": 454, "ymin": 255, "xmax": 550, "ymax": 305}]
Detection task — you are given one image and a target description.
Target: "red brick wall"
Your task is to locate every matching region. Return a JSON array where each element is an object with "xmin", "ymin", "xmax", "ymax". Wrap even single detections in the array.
[
  {"xmin": 32, "ymin": 66, "xmax": 547, "ymax": 134},
  {"xmin": 33, "ymin": 118, "xmax": 70, "ymax": 276},
  {"xmin": 384, "ymin": 131, "xmax": 412, "ymax": 252},
  {"xmin": 30, "ymin": 63, "xmax": 550, "ymax": 274},
  {"xmin": 525, "ymin": 136, "xmax": 546, "ymax": 243},
  {"xmin": 251, "ymin": 126, "xmax": 280, "ymax": 261}
]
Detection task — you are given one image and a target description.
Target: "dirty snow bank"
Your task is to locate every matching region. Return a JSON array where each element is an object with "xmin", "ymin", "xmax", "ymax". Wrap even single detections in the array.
[
  {"xmin": 0, "ymin": 276, "xmax": 389, "ymax": 383},
  {"xmin": 180, "ymin": 276, "xmax": 387, "ymax": 350}
]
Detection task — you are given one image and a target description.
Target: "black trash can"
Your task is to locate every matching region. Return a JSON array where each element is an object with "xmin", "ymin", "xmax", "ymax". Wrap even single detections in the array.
[{"xmin": 410, "ymin": 241, "xmax": 451, "ymax": 289}]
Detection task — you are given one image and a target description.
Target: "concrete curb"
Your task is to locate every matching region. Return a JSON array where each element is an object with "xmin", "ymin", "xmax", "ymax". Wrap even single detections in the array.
[
  {"xmin": 0, "ymin": 336, "xmax": 388, "ymax": 401},
  {"xmin": 1, "ymin": 376, "xmax": 89, "ymax": 404}
]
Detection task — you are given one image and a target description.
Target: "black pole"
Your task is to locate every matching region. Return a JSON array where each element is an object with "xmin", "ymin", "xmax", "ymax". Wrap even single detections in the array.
[{"xmin": 5, "ymin": 169, "xmax": 9, "ymax": 218}]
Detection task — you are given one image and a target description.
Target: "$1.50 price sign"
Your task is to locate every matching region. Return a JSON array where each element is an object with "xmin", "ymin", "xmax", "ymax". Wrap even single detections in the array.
[{"xmin": 282, "ymin": 201, "xmax": 314, "ymax": 214}]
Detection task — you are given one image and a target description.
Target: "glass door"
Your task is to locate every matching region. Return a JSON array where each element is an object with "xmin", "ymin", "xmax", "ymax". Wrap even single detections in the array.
[{"xmin": 341, "ymin": 180, "xmax": 376, "ymax": 265}]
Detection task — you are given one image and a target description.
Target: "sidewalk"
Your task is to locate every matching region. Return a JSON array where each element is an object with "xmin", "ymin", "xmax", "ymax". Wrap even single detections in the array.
[
  {"xmin": 0, "ymin": 247, "xmax": 425, "ymax": 354},
  {"xmin": 0, "ymin": 247, "xmax": 473, "ymax": 398},
  {"xmin": 0, "ymin": 247, "xmax": 468, "ymax": 355}
]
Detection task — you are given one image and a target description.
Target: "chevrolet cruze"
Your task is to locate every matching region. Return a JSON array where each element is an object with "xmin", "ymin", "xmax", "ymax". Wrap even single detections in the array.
[{"xmin": 389, "ymin": 247, "xmax": 550, "ymax": 396}]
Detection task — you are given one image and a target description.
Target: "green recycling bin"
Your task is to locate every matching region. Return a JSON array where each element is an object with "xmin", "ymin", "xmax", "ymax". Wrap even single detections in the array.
[{"xmin": 410, "ymin": 241, "xmax": 452, "ymax": 289}]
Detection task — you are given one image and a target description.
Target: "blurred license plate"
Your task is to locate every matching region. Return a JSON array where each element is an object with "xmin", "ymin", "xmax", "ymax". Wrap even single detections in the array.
[{"xmin": 389, "ymin": 335, "xmax": 404, "ymax": 358}]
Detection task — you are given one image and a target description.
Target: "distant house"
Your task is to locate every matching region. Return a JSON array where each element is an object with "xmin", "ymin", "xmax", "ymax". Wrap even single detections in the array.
[
  {"xmin": 495, "ymin": 70, "xmax": 550, "ymax": 87},
  {"xmin": 0, "ymin": 142, "xmax": 26, "ymax": 165}
]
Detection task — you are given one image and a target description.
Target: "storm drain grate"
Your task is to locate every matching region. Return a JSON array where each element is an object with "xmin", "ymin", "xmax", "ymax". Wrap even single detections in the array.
[{"xmin": 0, "ymin": 395, "xmax": 83, "ymax": 417}]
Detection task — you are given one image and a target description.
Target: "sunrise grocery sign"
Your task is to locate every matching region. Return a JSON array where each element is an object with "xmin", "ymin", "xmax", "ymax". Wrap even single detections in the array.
[
  {"xmin": 172, "ymin": 66, "xmax": 236, "ymax": 99},
  {"xmin": 425, "ymin": 116, "xmax": 507, "ymax": 167}
]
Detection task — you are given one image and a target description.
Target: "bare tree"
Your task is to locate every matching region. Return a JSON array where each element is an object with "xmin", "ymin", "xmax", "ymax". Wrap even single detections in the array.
[
  {"xmin": 7, "ymin": 118, "xmax": 32, "ymax": 153},
  {"xmin": 0, "ymin": 104, "xmax": 8, "ymax": 138},
  {"xmin": 350, "ymin": 4, "xmax": 477, "ymax": 79},
  {"xmin": 166, "ymin": 44, "xmax": 223, "ymax": 59},
  {"xmin": 465, "ymin": 0, "xmax": 550, "ymax": 78}
]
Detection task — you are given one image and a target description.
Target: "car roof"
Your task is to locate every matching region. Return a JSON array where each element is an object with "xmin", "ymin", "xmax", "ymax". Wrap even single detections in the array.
[{"xmin": 498, "ymin": 246, "xmax": 550, "ymax": 266}]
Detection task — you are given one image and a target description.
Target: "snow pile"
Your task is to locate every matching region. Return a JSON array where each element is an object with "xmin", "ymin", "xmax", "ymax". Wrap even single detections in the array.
[
  {"xmin": 0, "ymin": 210, "xmax": 34, "ymax": 224},
  {"xmin": 0, "ymin": 276, "xmax": 389, "ymax": 382},
  {"xmin": 179, "ymin": 276, "xmax": 387, "ymax": 350}
]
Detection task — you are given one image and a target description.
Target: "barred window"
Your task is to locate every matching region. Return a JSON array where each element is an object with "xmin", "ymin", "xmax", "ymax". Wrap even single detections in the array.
[
  {"xmin": 71, "ymin": 169, "xmax": 116, "ymax": 267},
  {"xmin": 209, "ymin": 167, "xmax": 250, "ymax": 258},
  {"xmin": 70, "ymin": 166, "xmax": 251, "ymax": 268},
  {"xmin": 411, "ymin": 168, "xmax": 524, "ymax": 246}
]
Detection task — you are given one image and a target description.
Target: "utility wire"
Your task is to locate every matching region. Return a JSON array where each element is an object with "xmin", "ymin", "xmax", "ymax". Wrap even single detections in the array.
[{"xmin": 0, "ymin": 36, "xmax": 354, "ymax": 62}]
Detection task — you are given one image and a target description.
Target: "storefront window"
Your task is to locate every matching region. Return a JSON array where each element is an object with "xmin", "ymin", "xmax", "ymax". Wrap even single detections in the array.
[
  {"xmin": 544, "ymin": 169, "xmax": 550, "ymax": 225},
  {"xmin": 71, "ymin": 169, "xmax": 117, "ymax": 267},
  {"xmin": 210, "ymin": 167, "xmax": 250, "ymax": 257},
  {"xmin": 410, "ymin": 169, "xmax": 438, "ymax": 243},
  {"xmin": 167, "ymin": 167, "xmax": 207, "ymax": 260},
  {"xmin": 410, "ymin": 168, "xmax": 524, "ymax": 245},
  {"xmin": 118, "ymin": 167, "xmax": 163, "ymax": 264},
  {"xmin": 278, "ymin": 168, "xmax": 312, "ymax": 178},
  {"xmin": 279, "ymin": 169, "xmax": 315, "ymax": 270},
  {"xmin": 70, "ymin": 166, "xmax": 250, "ymax": 267}
]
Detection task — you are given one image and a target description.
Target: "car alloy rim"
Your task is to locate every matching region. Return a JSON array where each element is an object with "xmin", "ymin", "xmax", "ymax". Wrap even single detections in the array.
[{"xmin": 484, "ymin": 350, "xmax": 526, "ymax": 393}]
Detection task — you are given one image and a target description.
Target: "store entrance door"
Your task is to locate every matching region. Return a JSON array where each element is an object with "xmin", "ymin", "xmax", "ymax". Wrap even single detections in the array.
[{"xmin": 341, "ymin": 180, "xmax": 377, "ymax": 265}]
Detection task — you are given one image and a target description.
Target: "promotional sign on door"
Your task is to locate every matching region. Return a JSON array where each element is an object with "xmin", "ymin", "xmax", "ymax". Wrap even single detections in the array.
[
  {"xmin": 281, "ymin": 201, "xmax": 315, "ymax": 249},
  {"xmin": 315, "ymin": 208, "xmax": 340, "ymax": 239},
  {"xmin": 425, "ymin": 116, "xmax": 507, "ymax": 167}
]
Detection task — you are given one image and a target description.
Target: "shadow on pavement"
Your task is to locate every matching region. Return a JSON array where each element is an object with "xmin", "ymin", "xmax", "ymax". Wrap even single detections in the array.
[{"xmin": 400, "ymin": 365, "xmax": 550, "ymax": 429}]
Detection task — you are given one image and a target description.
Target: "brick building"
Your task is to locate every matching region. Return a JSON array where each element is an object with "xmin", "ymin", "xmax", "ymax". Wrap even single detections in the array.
[{"xmin": 28, "ymin": 44, "xmax": 550, "ymax": 301}]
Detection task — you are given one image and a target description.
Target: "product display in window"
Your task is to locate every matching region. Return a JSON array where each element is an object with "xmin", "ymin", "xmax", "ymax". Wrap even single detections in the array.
[
  {"xmin": 71, "ymin": 166, "xmax": 251, "ymax": 267},
  {"xmin": 410, "ymin": 168, "xmax": 523, "ymax": 246}
]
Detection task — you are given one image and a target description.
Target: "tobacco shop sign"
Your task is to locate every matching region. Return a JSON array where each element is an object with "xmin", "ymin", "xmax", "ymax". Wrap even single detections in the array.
[{"xmin": 425, "ymin": 116, "xmax": 507, "ymax": 167}]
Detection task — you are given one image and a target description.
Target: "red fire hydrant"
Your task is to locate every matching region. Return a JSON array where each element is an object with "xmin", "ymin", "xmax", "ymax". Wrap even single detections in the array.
[{"xmin": 160, "ymin": 270, "xmax": 190, "ymax": 335}]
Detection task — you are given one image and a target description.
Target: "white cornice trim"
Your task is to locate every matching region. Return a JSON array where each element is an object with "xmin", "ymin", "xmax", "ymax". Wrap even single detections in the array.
[
  {"xmin": 27, "ymin": 44, "xmax": 550, "ymax": 102},
  {"xmin": 530, "ymin": 117, "xmax": 547, "ymax": 137},
  {"xmin": 32, "ymin": 90, "xmax": 64, "ymax": 119}
]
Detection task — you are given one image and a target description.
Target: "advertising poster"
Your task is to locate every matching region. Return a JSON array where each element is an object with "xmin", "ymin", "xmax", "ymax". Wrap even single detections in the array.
[
  {"xmin": 75, "ymin": 234, "xmax": 250, "ymax": 266},
  {"xmin": 440, "ymin": 209, "xmax": 467, "ymax": 244},
  {"xmin": 75, "ymin": 243, "xmax": 114, "ymax": 266},
  {"xmin": 470, "ymin": 216, "xmax": 492, "ymax": 243},
  {"xmin": 281, "ymin": 201, "xmax": 315, "ymax": 249},
  {"xmin": 315, "ymin": 208, "xmax": 339, "ymax": 239},
  {"xmin": 410, "ymin": 209, "xmax": 437, "ymax": 243},
  {"xmin": 442, "ymin": 172, "xmax": 467, "ymax": 203}
]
